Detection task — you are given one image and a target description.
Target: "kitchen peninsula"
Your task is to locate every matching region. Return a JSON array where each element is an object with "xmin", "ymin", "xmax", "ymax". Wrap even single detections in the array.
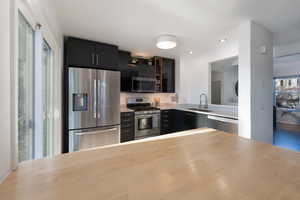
[{"xmin": 1, "ymin": 128, "xmax": 300, "ymax": 200}]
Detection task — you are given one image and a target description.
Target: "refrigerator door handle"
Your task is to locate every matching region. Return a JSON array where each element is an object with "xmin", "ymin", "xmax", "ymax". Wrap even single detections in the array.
[
  {"xmin": 75, "ymin": 128, "xmax": 118, "ymax": 136},
  {"xmin": 96, "ymin": 54, "xmax": 100, "ymax": 65},
  {"xmin": 69, "ymin": 126, "xmax": 120, "ymax": 152},
  {"xmin": 93, "ymin": 79, "xmax": 97, "ymax": 119},
  {"xmin": 97, "ymin": 79, "xmax": 101, "ymax": 119}
]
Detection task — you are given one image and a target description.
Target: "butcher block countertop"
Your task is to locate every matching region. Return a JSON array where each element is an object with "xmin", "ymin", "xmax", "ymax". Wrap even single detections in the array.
[{"xmin": 1, "ymin": 128, "xmax": 300, "ymax": 200}]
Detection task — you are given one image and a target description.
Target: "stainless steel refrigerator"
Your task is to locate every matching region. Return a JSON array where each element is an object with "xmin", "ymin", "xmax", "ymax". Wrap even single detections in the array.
[{"xmin": 68, "ymin": 67, "xmax": 120, "ymax": 152}]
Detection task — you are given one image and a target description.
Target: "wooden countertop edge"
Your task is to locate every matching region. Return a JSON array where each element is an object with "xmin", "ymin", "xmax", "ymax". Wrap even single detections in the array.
[{"xmin": 2, "ymin": 128, "xmax": 300, "ymax": 200}]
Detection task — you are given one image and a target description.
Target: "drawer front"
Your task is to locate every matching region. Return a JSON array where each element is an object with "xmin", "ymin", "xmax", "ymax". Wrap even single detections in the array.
[
  {"xmin": 121, "ymin": 127, "xmax": 135, "ymax": 142},
  {"xmin": 161, "ymin": 110, "xmax": 170, "ymax": 117},
  {"xmin": 161, "ymin": 115, "xmax": 169, "ymax": 120},
  {"xmin": 121, "ymin": 123, "xmax": 134, "ymax": 129},
  {"xmin": 160, "ymin": 110, "xmax": 173, "ymax": 134},
  {"xmin": 162, "ymin": 118, "xmax": 169, "ymax": 124},
  {"xmin": 121, "ymin": 118, "xmax": 134, "ymax": 125},
  {"xmin": 121, "ymin": 112, "xmax": 134, "ymax": 118},
  {"xmin": 120, "ymin": 112, "xmax": 135, "ymax": 142},
  {"xmin": 161, "ymin": 110, "xmax": 170, "ymax": 114},
  {"xmin": 121, "ymin": 113, "xmax": 134, "ymax": 124}
]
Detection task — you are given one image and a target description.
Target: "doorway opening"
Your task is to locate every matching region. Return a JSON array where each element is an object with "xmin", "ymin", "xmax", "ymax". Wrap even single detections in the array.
[{"xmin": 273, "ymin": 70, "xmax": 300, "ymax": 152}]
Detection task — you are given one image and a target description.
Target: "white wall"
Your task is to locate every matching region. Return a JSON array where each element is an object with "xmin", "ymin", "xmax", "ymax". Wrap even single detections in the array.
[
  {"xmin": 273, "ymin": 41, "xmax": 300, "ymax": 77},
  {"xmin": 0, "ymin": 0, "xmax": 12, "ymax": 182},
  {"xmin": 274, "ymin": 60, "xmax": 300, "ymax": 77},
  {"xmin": 238, "ymin": 22, "xmax": 252, "ymax": 140},
  {"xmin": 0, "ymin": 0, "xmax": 63, "ymax": 182},
  {"xmin": 273, "ymin": 42, "xmax": 300, "ymax": 77},
  {"xmin": 239, "ymin": 21, "xmax": 273, "ymax": 144},
  {"xmin": 274, "ymin": 41, "xmax": 300, "ymax": 58},
  {"xmin": 178, "ymin": 29, "xmax": 239, "ymax": 104},
  {"xmin": 21, "ymin": 0, "xmax": 63, "ymax": 45}
]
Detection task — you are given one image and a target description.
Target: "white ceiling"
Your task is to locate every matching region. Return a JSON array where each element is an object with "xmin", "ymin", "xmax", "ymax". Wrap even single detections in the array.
[{"xmin": 50, "ymin": 0, "xmax": 300, "ymax": 58}]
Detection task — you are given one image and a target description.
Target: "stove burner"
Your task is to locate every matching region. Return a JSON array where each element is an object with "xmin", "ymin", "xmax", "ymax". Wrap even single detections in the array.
[{"xmin": 127, "ymin": 97, "xmax": 160, "ymax": 114}]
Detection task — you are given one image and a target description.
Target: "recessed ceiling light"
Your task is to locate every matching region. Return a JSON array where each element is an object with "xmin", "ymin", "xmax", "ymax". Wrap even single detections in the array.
[
  {"xmin": 189, "ymin": 51, "xmax": 193, "ymax": 55},
  {"xmin": 219, "ymin": 38, "xmax": 227, "ymax": 43},
  {"xmin": 156, "ymin": 35, "xmax": 177, "ymax": 50}
]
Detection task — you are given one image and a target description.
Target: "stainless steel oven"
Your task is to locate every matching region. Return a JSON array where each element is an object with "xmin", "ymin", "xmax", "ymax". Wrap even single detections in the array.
[
  {"xmin": 135, "ymin": 111, "xmax": 160, "ymax": 139},
  {"xmin": 131, "ymin": 77, "xmax": 156, "ymax": 93}
]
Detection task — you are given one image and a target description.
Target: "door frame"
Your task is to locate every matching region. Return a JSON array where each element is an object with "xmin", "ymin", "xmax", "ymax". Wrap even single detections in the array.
[{"xmin": 12, "ymin": 0, "xmax": 63, "ymax": 166}]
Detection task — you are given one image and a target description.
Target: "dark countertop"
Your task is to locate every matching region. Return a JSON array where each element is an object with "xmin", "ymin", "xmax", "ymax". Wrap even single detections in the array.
[
  {"xmin": 156, "ymin": 104, "xmax": 238, "ymax": 120},
  {"xmin": 121, "ymin": 103, "xmax": 238, "ymax": 120}
]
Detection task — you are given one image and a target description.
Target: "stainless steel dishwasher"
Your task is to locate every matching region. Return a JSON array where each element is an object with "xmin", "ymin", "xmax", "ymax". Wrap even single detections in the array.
[{"xmin": 207, "ymin": 115, "xmax": 238, "ymax": 134}]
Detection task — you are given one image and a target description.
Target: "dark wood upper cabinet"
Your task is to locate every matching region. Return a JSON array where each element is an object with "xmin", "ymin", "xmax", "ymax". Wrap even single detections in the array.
[
  {"xmin": 65, "ymin": 37, "xmax": 118, "ymax": 70},
  {"xmin": 162, "ymin": 58, "xmax": 175, "ymax": 93},
  {"xmin": 154, "ymin": 57, "xmax": 175, "ymax": 93},
  {"xmin": 118, "ymin": 50, "xmax": 131, "ymax": 70},
  {"xmin": 66, "ymin": 37, "xmax": 95, "ymax": 67},
  {"xmin": 95, "ymin": 43, "xmax": 118, "ymax": 68}
]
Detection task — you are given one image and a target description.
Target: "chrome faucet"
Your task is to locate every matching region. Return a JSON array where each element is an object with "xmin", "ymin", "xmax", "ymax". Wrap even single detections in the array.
[{"xmin": 199, "ymin": 93, "xmax": 208, "ymax": 108}]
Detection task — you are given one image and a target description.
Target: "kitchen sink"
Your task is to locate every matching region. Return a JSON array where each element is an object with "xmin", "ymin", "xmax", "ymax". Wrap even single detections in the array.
[{"xmin": 188, "ymin": 108, "xmax": 212, "ymax": 112}]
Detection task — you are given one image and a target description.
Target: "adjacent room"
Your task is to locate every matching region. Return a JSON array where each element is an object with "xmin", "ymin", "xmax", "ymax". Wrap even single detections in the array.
[{"xmin": 273, "ymin": 45, "xmax": 300, "ymax": 152}]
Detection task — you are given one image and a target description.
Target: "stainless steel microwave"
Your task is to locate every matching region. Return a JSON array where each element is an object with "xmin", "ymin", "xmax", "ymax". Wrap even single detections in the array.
[{"xmin": 131, "ymin": 77, "xmax": 156, "ymax": 93}]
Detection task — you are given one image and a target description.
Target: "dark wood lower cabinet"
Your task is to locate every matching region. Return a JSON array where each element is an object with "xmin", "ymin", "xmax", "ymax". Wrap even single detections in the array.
[
  {"xmin": 160, "ymin": 110, "xmax": 173, "ymax": 134},
  {"xmin": 120, "ymin": 112, "xmax": 135, "ymax": 143},
  {"xmin": 160, "ymin": 109, "xmax": 208, "ymax": 134},
  {"xmin": 183, "ymin": 111, "xmax": 208, "ymax": 130},
  {"xmin": 121, "ymin": 110, "xmax": 207, "ymax": 141}
]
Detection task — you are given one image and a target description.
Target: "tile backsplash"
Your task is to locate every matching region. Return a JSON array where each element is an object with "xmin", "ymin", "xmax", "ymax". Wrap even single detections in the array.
[{"xmin": 120, "ymin": 93, "xmax": 178, "ymax": 105}]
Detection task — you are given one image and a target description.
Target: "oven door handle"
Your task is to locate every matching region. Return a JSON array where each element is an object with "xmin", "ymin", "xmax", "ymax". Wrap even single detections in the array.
[{"xmin": 136, "ymin": 115, "xmax": 153, "ymax": 119}]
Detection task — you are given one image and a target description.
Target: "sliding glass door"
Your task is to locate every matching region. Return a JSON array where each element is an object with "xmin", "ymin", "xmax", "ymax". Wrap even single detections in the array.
[
  {"xmin": 42, "ymin": 40, "xmax": 54, "ymax": 157},
  {"xmin": 18, "ymin": 12, "xmax": 55, "ymax": 162},
  {"xmin": 18, "ymin": 13, "xmax": 34, "ymax": 162}
]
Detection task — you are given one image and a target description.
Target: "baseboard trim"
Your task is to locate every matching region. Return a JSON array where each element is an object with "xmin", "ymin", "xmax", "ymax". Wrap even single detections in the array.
[{"xmin": 0, "ymin": 169, "xmax": 12, "ymax": 184}]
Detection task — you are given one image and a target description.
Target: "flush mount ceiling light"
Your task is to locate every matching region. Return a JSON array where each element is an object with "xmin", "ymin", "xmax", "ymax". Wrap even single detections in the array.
[{"xmin": 156, "ymin": 35, "xmax": 177, "ymax": 49}]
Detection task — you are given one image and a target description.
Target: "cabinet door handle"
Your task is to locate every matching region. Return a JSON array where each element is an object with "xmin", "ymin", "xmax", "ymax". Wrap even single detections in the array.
[
  {"xmin": 96, "ymin": 54, "xmax": 100, "ymax": 65},
  {"xmin": 122, "ymin": 113, "xmax": 133, "ymax": 117},
  {"xmin": 92, "ymin": 53, "xmax": 97, "ymax": 65},
  {"xmin": 121, "ymin": 118, "xmax": 132, "ymax": 122},
  {"xmin": 121, "ymin": 124, "xmax": 132, "ymax": 128}
]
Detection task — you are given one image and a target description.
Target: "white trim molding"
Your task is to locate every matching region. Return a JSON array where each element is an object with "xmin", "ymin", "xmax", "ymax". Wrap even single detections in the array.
[
  {"xmin": 0, "ymin": 169, "xmax": 12, "ymax": 184},
  {"xmin": 14, "ymin": 0, "xmax": 63, "ymax": 163}
]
